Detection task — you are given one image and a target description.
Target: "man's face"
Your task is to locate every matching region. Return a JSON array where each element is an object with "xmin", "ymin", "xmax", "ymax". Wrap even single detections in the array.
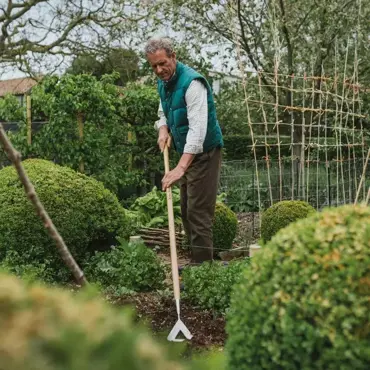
[{"xmin": 146, "ymin": 49, "xmax": 176, "ymax": 81}]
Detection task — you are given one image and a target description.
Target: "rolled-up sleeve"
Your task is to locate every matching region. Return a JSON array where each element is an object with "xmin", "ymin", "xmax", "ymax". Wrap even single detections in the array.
[{"xmin": 183, "ymin": 80, "xmax": 208, "ymax": 154}]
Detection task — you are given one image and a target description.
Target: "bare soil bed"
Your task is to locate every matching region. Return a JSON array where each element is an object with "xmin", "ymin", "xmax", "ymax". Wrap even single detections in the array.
[{"xmin": 113, "ymin": 293, "xmax": 226, "ymax": 349}]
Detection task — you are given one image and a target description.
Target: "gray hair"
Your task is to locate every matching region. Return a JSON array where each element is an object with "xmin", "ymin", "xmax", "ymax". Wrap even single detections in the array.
[{"xmin": 144, "ymin": 37, "xmax": 174, "ymax": 57}]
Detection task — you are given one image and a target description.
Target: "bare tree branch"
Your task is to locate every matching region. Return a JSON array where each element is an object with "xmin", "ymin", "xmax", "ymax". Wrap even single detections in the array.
[
  {"xmin": 237, "ymin": 0, "xmax": 277, "ymax": 99},
  {"xmin": 0, "ymin": 0, "xmax": 150, "ymax": 72}
]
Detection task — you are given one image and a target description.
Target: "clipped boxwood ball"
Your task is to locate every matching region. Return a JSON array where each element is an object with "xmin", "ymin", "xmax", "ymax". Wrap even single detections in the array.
[
  {"xmin": 213, "ymin": 202, "xmax": 238, "ymax": 251},
  {"xmin": 260, "ymin": 200, "xmax": 315, "ymax": 242},
  {"xmin": 0, "ymin": 272, "xmax": 185, "ymax": 370},
  {"xmin": 226, "ymin": 204, "xmax": 370, "ymax": 370},
  {"xmin": 0, "ymin": 159, "xmax": 127, "ymax": 282}
]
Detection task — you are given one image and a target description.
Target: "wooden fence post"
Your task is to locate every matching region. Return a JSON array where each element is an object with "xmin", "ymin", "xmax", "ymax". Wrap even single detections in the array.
[{"xmin": 26, "ymin": 95, "xmax": 32, "ymax": 145}]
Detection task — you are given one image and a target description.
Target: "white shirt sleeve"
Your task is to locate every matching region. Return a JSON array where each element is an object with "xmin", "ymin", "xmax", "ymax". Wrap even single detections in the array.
[
  {"xmin": 183, "ymin": 79, "xmax": 208, "ymax": 154},
  {"xmin": 154, "ymin": 100, "xmax": 167, "ymax": 130}
]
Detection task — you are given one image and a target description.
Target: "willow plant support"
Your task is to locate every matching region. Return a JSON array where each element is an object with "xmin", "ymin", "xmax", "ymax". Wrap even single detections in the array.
[
  {"xmin": 258, "ymin": 71, "xmax": 273, "ymax": 206},
  {"xmin": 354, "ymin": 148, "xmax": 370, "ymax": 205},
  {"xmin": 306, "ymin": 65, "xmax": 316, "ymax": 203}
]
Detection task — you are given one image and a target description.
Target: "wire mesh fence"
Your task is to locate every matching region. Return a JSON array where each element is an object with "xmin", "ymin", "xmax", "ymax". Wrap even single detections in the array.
[
  {"xmin": 219, "ymin": 156, "xmax": 370, "ymax": 244},
  {"xmin": 220, "ymin": 157, "xmax": 369, "ymax": 213}
]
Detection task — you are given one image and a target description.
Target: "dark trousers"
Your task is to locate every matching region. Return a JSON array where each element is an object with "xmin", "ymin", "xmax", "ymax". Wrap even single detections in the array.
[{"xmin": 179, "ymin": 147, "xmax": 222, "ymax": 263}]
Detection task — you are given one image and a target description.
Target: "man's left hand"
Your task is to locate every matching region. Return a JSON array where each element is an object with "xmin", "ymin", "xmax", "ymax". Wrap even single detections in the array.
[{"xmin": 162, "ymin": 166, "xmax": 185, "ymax": 191}]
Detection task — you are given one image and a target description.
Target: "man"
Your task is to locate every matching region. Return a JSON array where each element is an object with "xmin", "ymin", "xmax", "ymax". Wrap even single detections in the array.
[{"xmin": 145, "ymin": 37, "xmax": 223, "ymax": 264}]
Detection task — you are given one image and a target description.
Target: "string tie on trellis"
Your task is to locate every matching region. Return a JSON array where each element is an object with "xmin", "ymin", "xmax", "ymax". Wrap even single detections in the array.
[
  {"xmin": 273, "ymin": 120, "xmax": 283, "ymax": 130},
  {"xmin": 251, "ymin": 140, "xmax": 257, "ymax": 150}
]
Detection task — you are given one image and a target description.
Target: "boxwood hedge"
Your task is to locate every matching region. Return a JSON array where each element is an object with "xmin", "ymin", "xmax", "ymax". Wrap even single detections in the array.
[
  {"xmin": 260, "ymin": 200, "xmax": 315, "ymax": 243},
  {"xmin": 227, "ymin": 204, "xmax": 370, "ymax": 370},
  {"xmin": 0, "ymin": 159, "xmax": 128, "ymax": 282}
]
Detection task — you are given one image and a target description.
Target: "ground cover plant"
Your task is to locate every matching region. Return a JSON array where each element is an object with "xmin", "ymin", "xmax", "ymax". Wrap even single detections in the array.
[
  {"xmin": 181, "ymin": 258, "xmax": 250, "ymax": 315},
  {"xmin": 84, "ymin": 239, "xmax": 167, "ymax": 295}
]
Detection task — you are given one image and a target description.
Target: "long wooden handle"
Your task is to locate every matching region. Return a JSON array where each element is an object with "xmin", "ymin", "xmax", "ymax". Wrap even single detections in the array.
[{"xmin": 163, "ymin": 139, "xmax": 180, "ymax": 301}]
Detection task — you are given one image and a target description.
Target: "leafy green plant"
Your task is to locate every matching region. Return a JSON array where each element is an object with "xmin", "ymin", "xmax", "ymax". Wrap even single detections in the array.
[
  {"xmin": 0, "ymin": 94, "xmax": 26, "ymax": 122},
  {"xmin": 226, "ymin": 204, "xmax": 370, "ymax": 370},
  {"xmin": 0, "ymin": 159, "xmax": 128, "ymax": 283},
  {"xmin": 0, "ymin": 271, "xmax": 188, "ymax": 370},
  {"xmin": 0, "ymin": 250, "xmax": 52, "ymax": 285},
  {"xmin": 129, "ymin": 186, "xmax": 182, "ymax": 228},
  {"xmin": 2, "ymin": 74, "xmax": 164, "ymax": 198},
  {"xmin": 28, "ymin": 73, "xmax": 139, "ymax": 194},
  {"xmin": 260, "ymin": 200, "xmax": 316, "ymax": 243},
  {"xmin": 213, "ymin": 202, "xmax": 238, "ymax": 252},
  {"xmin": 85, "ymin": 238, "xmax": 166, "ymax": 293},
  {"xmin": 181, "ymin": 259, "xmax": 250, "ymax": 315}
]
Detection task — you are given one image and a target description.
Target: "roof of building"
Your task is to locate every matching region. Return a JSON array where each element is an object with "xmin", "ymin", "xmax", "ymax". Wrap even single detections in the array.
[{"xmin": 0, "ymin": 77, "xmax": 40, "ymax": 97}]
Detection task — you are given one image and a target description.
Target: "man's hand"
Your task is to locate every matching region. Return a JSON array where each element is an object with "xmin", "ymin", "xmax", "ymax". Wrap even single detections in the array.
[
  {"xmin": 162, "ymin": 165, "xmax": 185, "ymax": 191},
  {"xmin": 158, "ymin": 126, "xmax": 170, "ymax": 152},
  {"xmin": 162, "ymin": 153, "xmax": 195, "ymax": 191}
]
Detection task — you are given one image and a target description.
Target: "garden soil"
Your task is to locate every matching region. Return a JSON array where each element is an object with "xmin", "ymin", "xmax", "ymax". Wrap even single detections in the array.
[{"xmin": 114, "ymin": 292, "xmax": 226, "ymax": 349}]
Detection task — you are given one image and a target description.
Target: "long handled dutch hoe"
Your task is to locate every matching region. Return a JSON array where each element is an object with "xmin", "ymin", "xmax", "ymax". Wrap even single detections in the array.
[{"xmin": 163, "ymin": 139, "xmax": 192, "ymax": 342}]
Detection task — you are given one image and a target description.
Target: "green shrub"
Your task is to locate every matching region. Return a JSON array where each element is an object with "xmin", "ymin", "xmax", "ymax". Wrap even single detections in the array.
[
  {"xmin": 223, "ymin": 134, "xmax": 252, "ymax": 160},
  {"xmin": 0, "ymin": 271, "xmax": 187, "ymax": 370},
  {"xmin": 0, "ymin": 159, "xmax": 128, "ymax": 283},
  {"xmin": 213, "ymin": 202, "xmax": 238, "ymax": 251},
  {"xmin": 85, "ymin": 239, "xmax": 166, "ymax": 294},
  {"xmin": 226, "ymin": 204, "xmax": 370, "ymax": 370},
  {"xmin": 260, "ymin": 200, "xmax": 315, "ymax": 243},
  {"xmin": 182, "ymin": 259, "xmax": 250, "ymax": 315}
]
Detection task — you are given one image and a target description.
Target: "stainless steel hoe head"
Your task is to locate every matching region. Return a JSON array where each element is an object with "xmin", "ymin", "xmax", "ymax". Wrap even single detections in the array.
[{"xmin": 167, "ymin": 318, "xmax": 193, "ymax": 342}]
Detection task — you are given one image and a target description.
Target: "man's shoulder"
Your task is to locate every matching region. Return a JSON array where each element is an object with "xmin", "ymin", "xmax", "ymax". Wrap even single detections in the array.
[
  {"xmin": 179, "ymin": 62, "xmax": 203, "ymax": 79},
  {"xmin": 187, "ymin": 79, "xmax": 207, "ymax": 92},
  {"xmin": 178, "ymin": 63, "xmax": 209, "ymax": 90}
]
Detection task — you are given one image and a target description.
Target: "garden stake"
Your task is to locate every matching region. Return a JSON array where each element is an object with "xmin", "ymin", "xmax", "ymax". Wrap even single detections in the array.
[{"xmin": 163, "ymin": 140, "xmax": 193, "ymax": 343}]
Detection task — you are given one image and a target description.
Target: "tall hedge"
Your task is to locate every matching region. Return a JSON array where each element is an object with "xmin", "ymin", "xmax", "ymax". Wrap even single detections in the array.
[
  {"xmin": 0, "ymin": 159, "xmax": 128, "ymax": 282},
  {"xmin": 0, "ymin": 272, "xmax": 186, "ymax": 370},
  {"xmin": 260, "ymin": 200, "xmax": 315, "ymax": 243},
  {"xmin": 226, "ymin": 204, "xmax": 370, "ymax": 370}
]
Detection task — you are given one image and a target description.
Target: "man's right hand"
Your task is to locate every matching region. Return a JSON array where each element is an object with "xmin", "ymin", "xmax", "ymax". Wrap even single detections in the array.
[{"xmin": 158, "ymin": 126, "xmax": 170, "ymax": 152}]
